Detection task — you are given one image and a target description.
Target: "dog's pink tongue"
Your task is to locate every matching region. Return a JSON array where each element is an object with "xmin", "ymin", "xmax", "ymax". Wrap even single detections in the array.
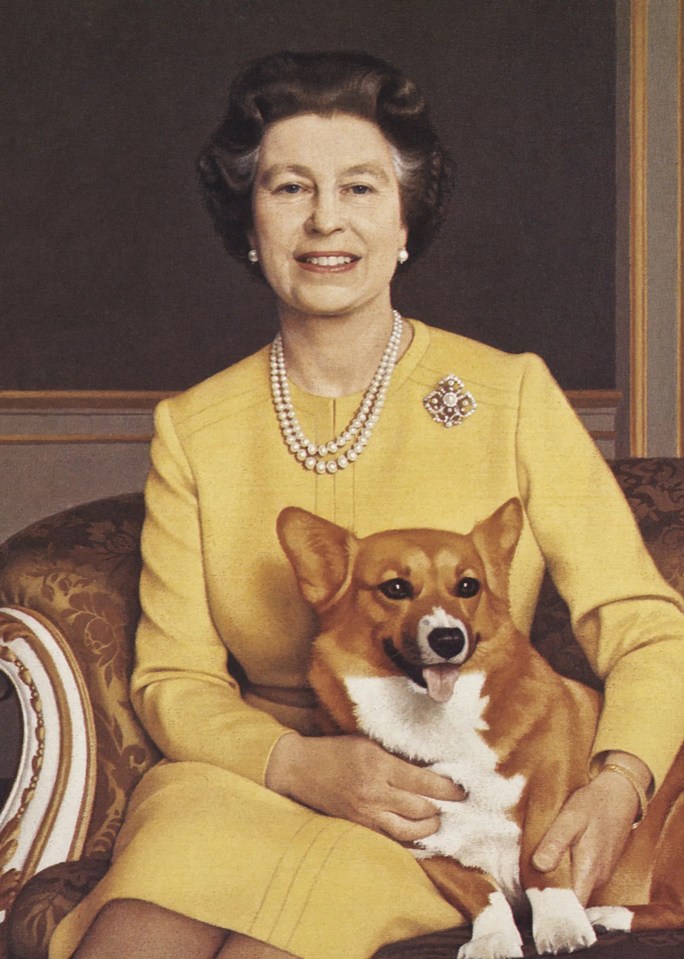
[{"xmin": 422, "ymin": 665, "xmax": 460, "ymax": 703}]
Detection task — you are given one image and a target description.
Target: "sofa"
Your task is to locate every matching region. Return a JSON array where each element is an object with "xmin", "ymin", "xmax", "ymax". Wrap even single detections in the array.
[{"xmin": 0, "ymin": 458, "xmax": 682, "ymax": 959}]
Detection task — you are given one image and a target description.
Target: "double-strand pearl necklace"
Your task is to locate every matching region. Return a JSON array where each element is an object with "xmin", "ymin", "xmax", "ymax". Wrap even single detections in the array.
[{"xmin": 270, "ymin": 310, "xmax": 403, "ymax": 475}]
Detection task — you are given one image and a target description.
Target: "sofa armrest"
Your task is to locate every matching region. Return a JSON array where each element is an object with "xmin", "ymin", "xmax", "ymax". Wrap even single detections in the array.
[{"xmin": 0, "ymin": 608, "xmax": 97, "ymax": 922}]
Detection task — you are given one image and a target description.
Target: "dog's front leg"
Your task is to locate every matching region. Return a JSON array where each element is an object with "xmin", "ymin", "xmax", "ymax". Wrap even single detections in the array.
[
  {"xmin": 420, "ymin": 857, "xmax": 523, "ymax": 959},
  {"xmin": 519, "ymin": 813, "xmax": 596, "ymax": 955}
]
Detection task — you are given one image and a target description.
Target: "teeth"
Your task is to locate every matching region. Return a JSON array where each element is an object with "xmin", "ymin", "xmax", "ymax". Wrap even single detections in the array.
[{"xmin": 305, "ymin": 255, "xmax": 353, "ymax": 266}]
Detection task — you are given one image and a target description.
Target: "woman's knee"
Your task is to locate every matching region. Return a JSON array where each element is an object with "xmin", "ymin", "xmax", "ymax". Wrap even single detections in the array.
[
  {"xmin": 217, "ymin": 933, "xmax": 298, "ymax": 958},
  {"xmin": 73, "ymin": 898, "xmax": 228, "ymax": 959}
]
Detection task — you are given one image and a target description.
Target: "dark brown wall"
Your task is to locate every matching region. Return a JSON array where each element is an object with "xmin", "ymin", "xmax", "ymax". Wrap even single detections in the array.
[{"xmin": 2, "ymin": 0, "xmax": 616, "ymax": 390}]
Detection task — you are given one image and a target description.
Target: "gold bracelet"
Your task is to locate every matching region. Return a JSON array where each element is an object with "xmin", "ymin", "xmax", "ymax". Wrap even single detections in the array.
[{"xmin": 602, "ymin": 763, "xmax": 649, "ymax": 828}]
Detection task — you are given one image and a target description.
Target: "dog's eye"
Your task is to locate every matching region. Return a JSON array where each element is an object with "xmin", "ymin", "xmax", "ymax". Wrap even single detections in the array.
[
  {"xmin": 455, "ymin": 577, "xmax": 480, "ymax": 598},
  {"xmin": 378, "ymin": 578, "xmax": 414, "ymax": 600}
]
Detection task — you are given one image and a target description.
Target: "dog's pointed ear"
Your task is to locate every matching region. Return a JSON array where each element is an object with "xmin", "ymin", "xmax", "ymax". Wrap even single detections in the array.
[
  {"xmin": 277, "ymin": 507, "xmax": 357, "ymax": 610},
  {"xmin": 472, "ymin": 499, "xmax": 524, "ymax": 598}
]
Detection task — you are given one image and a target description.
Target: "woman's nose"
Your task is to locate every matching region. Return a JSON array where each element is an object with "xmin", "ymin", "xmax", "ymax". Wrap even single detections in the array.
[{"xmin": 306, "ymin": 190, "xmax": 345, "ymax": 235}]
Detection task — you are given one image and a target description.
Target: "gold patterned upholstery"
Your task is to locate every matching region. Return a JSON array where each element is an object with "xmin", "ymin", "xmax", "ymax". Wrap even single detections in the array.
[
  {"xmin": 0, "ymin": 495, "xmax": 159, "ymax": 958},
  {"xmin": 0, "ymin": 460, "xmax": 682, "ymax": 959}
]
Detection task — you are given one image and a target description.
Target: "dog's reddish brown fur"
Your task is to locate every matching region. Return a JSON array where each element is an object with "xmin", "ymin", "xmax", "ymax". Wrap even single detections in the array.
[{"xmin": 277, "ymin": 500, "xmax": 684, "ymax": 943}]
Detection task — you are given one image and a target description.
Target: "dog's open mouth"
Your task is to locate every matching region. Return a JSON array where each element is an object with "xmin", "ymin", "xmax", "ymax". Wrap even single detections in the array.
[
  {"xmin": 382, "ymin": 639, "xmax": 462, "ymax": 703},
  {"xmin": 421, "ymin": 664, "xmax": 462, "ymax": 703},
  {"xmin": 383, "ymin": 637, "xmax": 472, "ymax": 703}
]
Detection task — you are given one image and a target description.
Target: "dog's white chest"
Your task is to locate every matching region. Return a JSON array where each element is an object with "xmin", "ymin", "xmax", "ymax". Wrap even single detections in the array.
[{"xmin": 344, "ymin": 673, "xmax": 526, "ymax": 906}]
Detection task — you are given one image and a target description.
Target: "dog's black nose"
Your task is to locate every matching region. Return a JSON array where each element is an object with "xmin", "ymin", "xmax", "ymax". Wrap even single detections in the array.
[{"xmin": 428, "ymin": 627, "xmax": 466, "ymax": 660}]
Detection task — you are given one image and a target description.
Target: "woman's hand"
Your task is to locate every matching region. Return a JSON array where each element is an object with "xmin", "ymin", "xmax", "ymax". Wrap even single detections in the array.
[
  {"xmin": 532, "ymin": 752, "xmax": 652, "ymax": 904},
  {"xmin": 266, "ymin": 732, "xmax": 464, "ymax": 843}
]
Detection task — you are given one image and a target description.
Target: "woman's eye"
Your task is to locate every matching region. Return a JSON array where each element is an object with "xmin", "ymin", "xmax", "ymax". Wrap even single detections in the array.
[
  {"xmin": 276, "ymin": 183, "xmax": 303, "ymax": 194},
  {"xmin": 347, "ymin": 184, "xmax": 373, "ymax": 195},
  {"xmin": 378, "ymin": 578, "xmax": 414, "ymax": 600},
  {"xmin": 455, "ymin": 577, "xmax": 480, "ymax": 598}
]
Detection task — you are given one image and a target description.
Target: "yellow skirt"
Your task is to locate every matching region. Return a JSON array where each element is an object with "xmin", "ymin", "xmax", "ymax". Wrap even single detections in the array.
[{"xmin": 49, "ymin": 761, "xmax": 464, "ymax": 959}]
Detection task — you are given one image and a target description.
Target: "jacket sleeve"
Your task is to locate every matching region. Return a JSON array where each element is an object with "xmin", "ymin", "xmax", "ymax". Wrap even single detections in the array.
[
  {"xmin": 515, "ymin": 354, "xmax": 684, "ymax": 790},
  {"xmin": 130, "ymin": 399, "xmax": 290, "ymax": 785}
]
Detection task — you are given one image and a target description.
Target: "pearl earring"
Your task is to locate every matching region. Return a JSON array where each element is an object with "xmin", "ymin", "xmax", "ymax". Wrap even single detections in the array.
[
  {"xmin": 248, "ymin": 249, "xmax": 259, "ymax": 264},
  {"xmin": 398, "ymin": 248, "xmax": 409, "ymax": 265}
]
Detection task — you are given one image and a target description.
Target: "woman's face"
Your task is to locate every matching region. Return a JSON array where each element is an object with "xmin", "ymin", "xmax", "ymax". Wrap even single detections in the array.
[{"xmin": 248, "ymin": 113, "xmax": 408, "ymax": 321}]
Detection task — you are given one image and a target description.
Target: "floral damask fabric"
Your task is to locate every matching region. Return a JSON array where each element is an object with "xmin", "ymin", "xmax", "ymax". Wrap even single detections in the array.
[
  {"xmin": 1, "ymin": 459, "xmax": 683, "ymax": 959},
  {"xmin": 614, "ymin": 459, "xmax": 684, "ymax": 591},
  {"xmin": 6, "ymin": 861, "xmax": 109, "ymax": 959},
  {"xmin": 530, "ymin": 458, "xmax": 684, "ymax": 690},
  {"xmin": 0, "ymin": 493, "xmax": 160, "ymax": 866}
]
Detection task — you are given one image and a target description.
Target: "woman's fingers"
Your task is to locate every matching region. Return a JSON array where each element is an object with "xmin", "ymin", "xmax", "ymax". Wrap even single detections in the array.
[
  {"xmin": 266, "ymin": 732, "xmax": 463, "ymax": 842},
  {"xmin": 378, "ymin": 810, "xmax": 443, "ymax": 844},
  {"xmin": 352, "ymin": 745, "xmax": 463, "ymax": 839},
  {"xmin": 385, "ymin": 788, "xmax": 439, "ymax": 823},
  {"xmin": 532, "ymin": 770, "xmax": 640, "ymax": 905},
  {"xmin": 532, "ymin": 806, "xmax": 583, "ymax": 873},
  {"xmin": 390, "ymin": 761, "xmax": 465, "ymax": 804}
]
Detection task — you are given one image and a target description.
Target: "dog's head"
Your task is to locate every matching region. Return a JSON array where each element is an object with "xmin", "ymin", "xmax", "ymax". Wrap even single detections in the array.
[{"xmin": 277, "ymin": 499, "xmax": 523, "ymax": 705}]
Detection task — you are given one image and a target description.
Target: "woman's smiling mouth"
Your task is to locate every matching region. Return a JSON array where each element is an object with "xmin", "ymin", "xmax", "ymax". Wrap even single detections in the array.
[{"xmin": 296, "ymin": 252, "xmax": 360, "ymax": 272}]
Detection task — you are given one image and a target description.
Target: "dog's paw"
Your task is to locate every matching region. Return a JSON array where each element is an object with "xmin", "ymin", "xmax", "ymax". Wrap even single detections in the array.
[
  {"xmin": 457, "ymin": 891, "xmax": 523, "ymax": 959},
  {"xmin": 586, "ymin": 905, "xmax": 633, "ymax": 933},
  {"xmin": 527, "ymin": 887, "xmax": 597, "ymax": 955}
]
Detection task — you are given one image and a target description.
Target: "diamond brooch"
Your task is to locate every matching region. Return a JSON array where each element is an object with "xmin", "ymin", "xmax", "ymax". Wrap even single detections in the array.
[{"xmin": 423, "ymin": 375, "xmax": 477, "ymax": 428}]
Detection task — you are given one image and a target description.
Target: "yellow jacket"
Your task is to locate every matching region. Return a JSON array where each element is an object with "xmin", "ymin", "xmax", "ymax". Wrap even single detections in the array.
[{"xmin": 131, "ymin": 320, "xmax": 684, "ymax": 790}]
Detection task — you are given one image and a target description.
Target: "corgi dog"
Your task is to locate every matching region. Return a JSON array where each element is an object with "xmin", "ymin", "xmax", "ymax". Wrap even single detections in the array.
[{"xmin": 277, "ymin": 500, "xmax": 684, "ymax": 959}]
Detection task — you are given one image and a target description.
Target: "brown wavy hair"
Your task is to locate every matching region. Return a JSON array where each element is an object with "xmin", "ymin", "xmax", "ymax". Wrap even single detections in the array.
[{"xmin": 197, "ymin": 50, "xmax": 452, "ymax": 272}]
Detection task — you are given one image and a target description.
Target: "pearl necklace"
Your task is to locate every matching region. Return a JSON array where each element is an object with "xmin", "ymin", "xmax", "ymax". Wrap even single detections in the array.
[{"xmin": 270, "ymin": 310, "xmax": 403, "ymax": 475}]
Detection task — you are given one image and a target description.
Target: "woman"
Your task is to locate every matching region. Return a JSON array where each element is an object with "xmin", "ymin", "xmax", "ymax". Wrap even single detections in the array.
[{"xmin": 51, "ymin": 51, "xmax": 684, "ymax": 959}]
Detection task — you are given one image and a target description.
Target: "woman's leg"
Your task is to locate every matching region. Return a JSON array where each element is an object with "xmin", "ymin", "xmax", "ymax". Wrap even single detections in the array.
[
  {"xmin": 217, "ymin": 933, "xmax": 297, "ymax": 958},
  {"xmin": 71, "ymin": 900, "xmax": 298, "ymax": 959},
  {"xmin": 72, "ymin": 899, "xmax": 228, "ymax": 959}
]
